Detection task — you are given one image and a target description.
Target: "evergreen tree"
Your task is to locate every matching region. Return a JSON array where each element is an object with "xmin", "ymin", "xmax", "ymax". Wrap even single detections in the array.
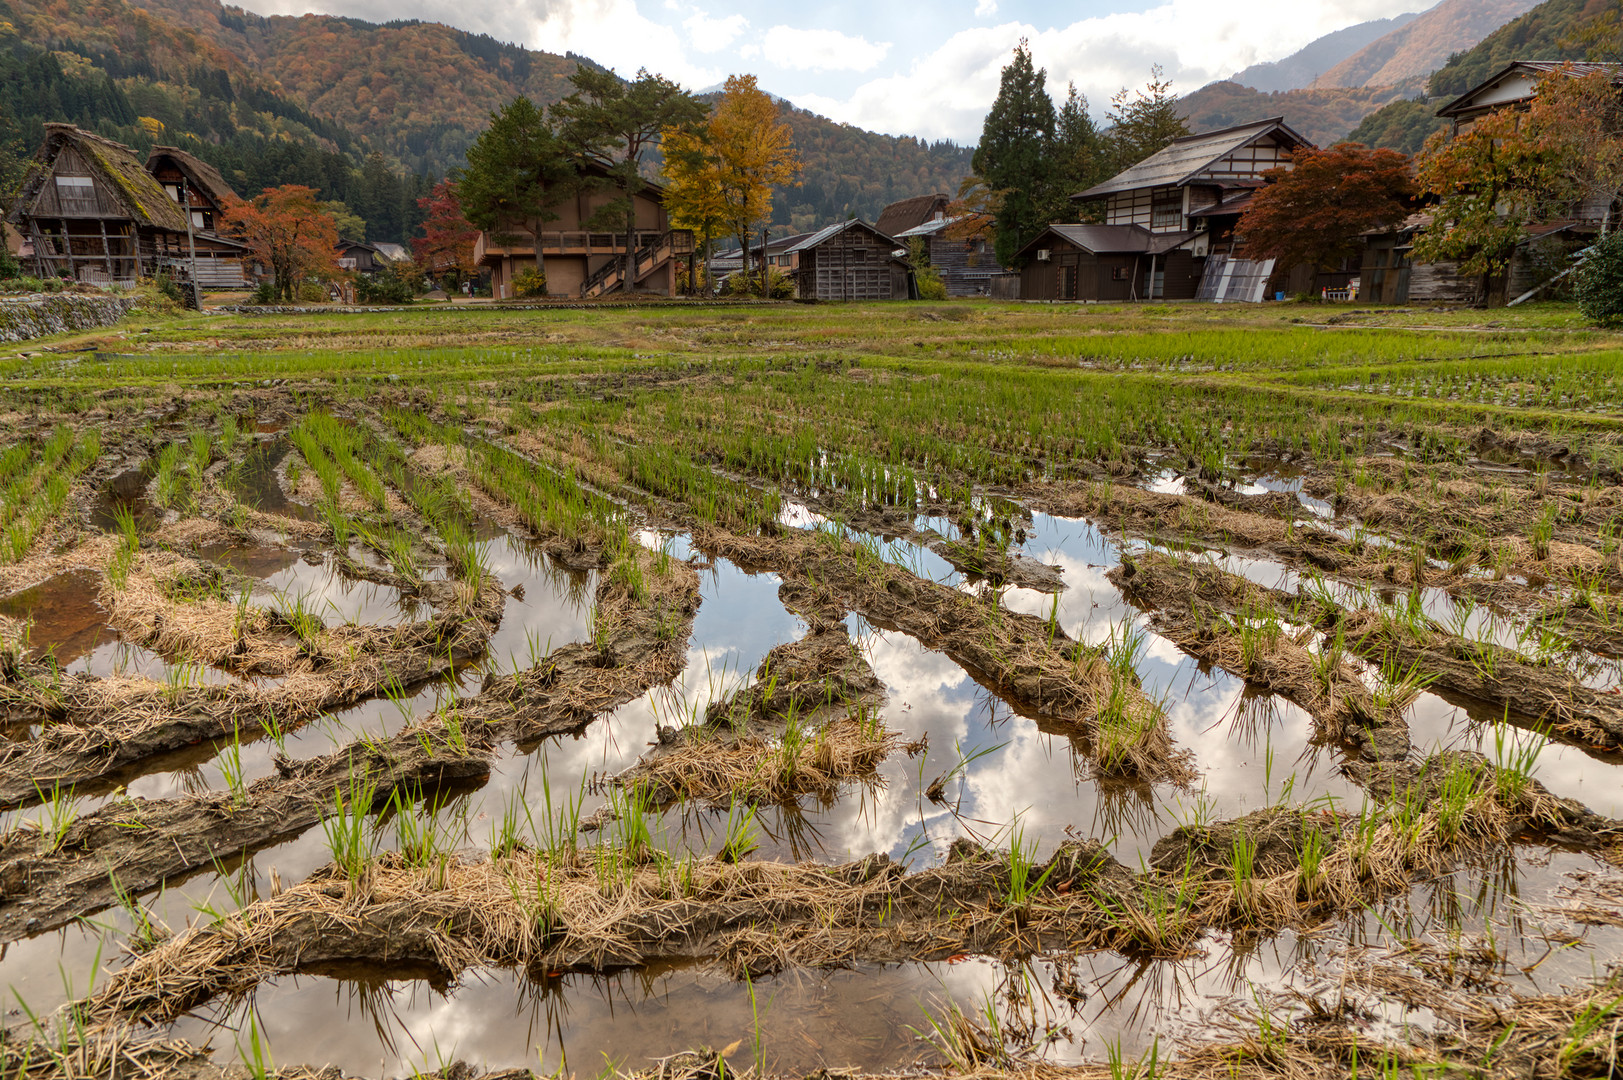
[
  {"xmin": 1105, "ymin": 66, "xmax": 1190, "ymax": 173},
  {"xmin": 971, "ymin": 39, "xmax": 1057, "ymax": 267},
  {"xmin": 1048, "ymin": 83, "xmax": 1105, "ymax": 221},
  {"xmin": 458, "ymin": 95, "xmax": 576, "ymax": 289}
]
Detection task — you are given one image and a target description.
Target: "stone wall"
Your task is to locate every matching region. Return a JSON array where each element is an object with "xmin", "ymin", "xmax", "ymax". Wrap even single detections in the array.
[{"xmin": 0, "ymin": 293, "xmax": 139, "ymax": 343}]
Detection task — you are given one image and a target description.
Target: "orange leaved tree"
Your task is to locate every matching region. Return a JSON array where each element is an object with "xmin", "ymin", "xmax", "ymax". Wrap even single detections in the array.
[
  {"xmin": 223, "ymin": 185, "xmax": 341, "ymax": 302},
  {"xmin": 1237, "ymin": 143, "xmax": 1415, "ymax": 277}
]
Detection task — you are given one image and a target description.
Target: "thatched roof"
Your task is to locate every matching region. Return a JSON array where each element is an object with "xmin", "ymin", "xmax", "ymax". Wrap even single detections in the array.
[
  {"xmin": 876, "ymin": 193, "xmax": 950, "ymax": 238},
  {"xmin": 146, "ymin": 145, "xmax": 241, "ymax": 209},
  {"xmin": 6, "ymin": 124, "xmax": 190, "ymax": 232}
]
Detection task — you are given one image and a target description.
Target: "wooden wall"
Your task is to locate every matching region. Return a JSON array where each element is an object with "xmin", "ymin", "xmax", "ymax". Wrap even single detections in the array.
[{"xmin": 797, "ymin": 227, "xmax": 907, "ymax": 300}]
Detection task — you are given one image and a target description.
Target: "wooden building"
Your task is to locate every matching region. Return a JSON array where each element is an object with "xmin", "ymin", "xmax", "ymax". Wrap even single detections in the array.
[
  {"xmin": 143, "ymin": 145, "xmax": 251, "ymax": 288},
  {"xmin": 1014, "ymin": 225, "xmax": 1201, "ymax": 301},
  {"xmin": 336, "ymin": 239, "xmax": 397, "ymax": 275},
  {"xmin": 473, "ymin": 165, "xmax": 694, "ymax": 299},
  {"xmin": 1066, "ymin": 117, "xmax": 1313, "ymax": 301},
  {"xmin": 6, "ymin": 125, "xmax": 219, "ymax": 287},
  {"xmin": 879, "ymin": 192, "xmax": 1004, "ymax": 298},
  {"xmin": 1363, "ymin": 61, "xmax": 1623, "ymax": 304},
  {"xmin": 787, "ymin": 220, "xmax": 911, "ymax": 301}
]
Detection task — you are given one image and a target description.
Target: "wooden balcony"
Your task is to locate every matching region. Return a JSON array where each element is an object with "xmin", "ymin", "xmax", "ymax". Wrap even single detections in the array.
[{"xmin": 476, "ymin": 229, "xmax": 695, "ymax": 265}]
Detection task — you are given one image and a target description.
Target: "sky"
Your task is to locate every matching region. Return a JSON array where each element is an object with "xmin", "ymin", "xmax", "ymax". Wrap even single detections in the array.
[{"xmin": 246, "ymin": 0, "xmax": 1439, "ymax": 143}]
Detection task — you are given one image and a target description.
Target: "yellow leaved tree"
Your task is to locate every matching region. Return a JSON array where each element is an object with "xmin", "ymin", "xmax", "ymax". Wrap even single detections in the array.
[{"xmin": 662, "ymin": 74, "xmax": 801, "ymax": 295}]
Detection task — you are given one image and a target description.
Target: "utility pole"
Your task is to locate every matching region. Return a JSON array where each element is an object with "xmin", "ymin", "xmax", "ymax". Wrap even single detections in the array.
[{"xmin": 179, "ymin": 177, "xmax": 201, "ymax": 310}]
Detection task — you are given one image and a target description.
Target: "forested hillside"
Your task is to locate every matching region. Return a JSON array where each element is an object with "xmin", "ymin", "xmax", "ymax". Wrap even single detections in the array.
[
  {"xmin": 1177, "ymin": 81, "xmax": 1416, "ymax": 144},
  {"xmin": 1426, "ymin": 0, "xmax": 1610, "ymax": 96},
  {"xmin": 0, "ymin": 0, "xmax": 975, "ymax": 242}
]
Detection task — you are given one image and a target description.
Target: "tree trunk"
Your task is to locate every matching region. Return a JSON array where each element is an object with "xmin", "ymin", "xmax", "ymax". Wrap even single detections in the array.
[
  {"xmin": 624, "ymin": 182, "xmax": 636, "ymax": 294},
  {"xmin": 702, "ymin": 224, "xmax": 712, "ymax": 297}
]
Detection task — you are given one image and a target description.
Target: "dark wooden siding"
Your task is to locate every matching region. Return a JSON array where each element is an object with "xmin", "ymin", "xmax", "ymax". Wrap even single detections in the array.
[{"xmin": 797, "ymin": 227, "xmax": 907, "ymax": 300}]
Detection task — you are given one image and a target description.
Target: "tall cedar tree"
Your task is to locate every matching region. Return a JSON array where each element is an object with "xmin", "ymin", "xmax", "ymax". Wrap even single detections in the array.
[
  {"xmin": 1238, "ymin": 144, "xmax": 1415, "ymax": 273},
  {"xmin": 459, "ymin": 96, "xmax": 575, "ymax": 288},
  {"xmin": 664, "ymin": 75, "xmax": 801, "ymax": 292},
  {"xmin": 1105, "ymin": 66, "xmax": 1189, "ymax": 174},
  {"xmin": 222, "ymin": 185, "xmax": 340, "ymax": 302},
  {"xmin": 554, "ymin": 66, "xmax": 706, "ymax": 291},
  {"xmin": 973, "ymin": 40, "xmax": 1057, "ymax": 267},
  {"xmin": 413, "ymin": 179, "xmax": 480, "ymax": 281},
  {"xmin": 1414, "ymin": 68, "xmax": 1623, "ymax": 301},
  {"xmin": 1051, "ymin": 83, "xmax": 1107, "ymax": 217}
]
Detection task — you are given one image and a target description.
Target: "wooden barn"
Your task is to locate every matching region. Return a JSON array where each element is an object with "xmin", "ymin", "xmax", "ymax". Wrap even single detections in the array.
[
  {"xmin": 144, "ymin": 145, "xmax": 251, "ymax": 288},
  {"xmin": 880, "ymin": 193, "xmax": 1004, "ymax": 297},
  {"xmin": 6, "ymin": 125, "xmax": 208, "ymax": 287},
  {"xmin": 473, "ymin": 163, "xmax": 694, "ymax": 298},
  {"xmin": 1014, "ymin": 225, "xmax": 1202, "ymax": 301},
  {"xmin": 787, "ymin": 220, "xmax": 911, "ymax": 301}
]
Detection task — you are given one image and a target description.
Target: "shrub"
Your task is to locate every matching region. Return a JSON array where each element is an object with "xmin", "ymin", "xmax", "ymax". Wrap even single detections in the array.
[
  {"xmin": 722, "ymin": 266, "xmax": 793, "ymax": 299},
  {"xmin": 354, "ymin": 262, "xmax": 423, "ymax": 304},
  {"xmin": 298, "ymin": 280, "xmax": 328, "ymax": 303},
  {"xmin": 250, "ymin": 281, "xmax": 277, "ymax": 305},
  {"xmin": 512, "ymin": 268, "xmax": 547, "ymax": 297},
  {"xmin": 0, "ymin": 246, "xmax": 20, "ymax": 280},
  {"xmin": 152, "ymin": 272, "xmax": 185, "ymax": 305},
  {"xmin": 1575, "ymin": 230, "xmax": 1623, "ymax": 327}
]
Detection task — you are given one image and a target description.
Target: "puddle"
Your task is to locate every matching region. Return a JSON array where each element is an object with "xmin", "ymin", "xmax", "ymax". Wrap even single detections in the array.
[
  {"xmin": 0, "ymin": 570, "xmax": 115, "ymax": 666},
  {"xmin": 223, "ymin": 438, "xmax": 318, "ymax": 522},
  {"xmin": 89, "ymin": 467, "xmax": 153, "ymax": 530}
]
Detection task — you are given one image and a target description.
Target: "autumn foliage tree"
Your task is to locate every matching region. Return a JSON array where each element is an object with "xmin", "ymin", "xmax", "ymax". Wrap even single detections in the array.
[
  {"xmin": 662, "ymin": 74, "xmax": 801, "ymax": 292},
  {"xmin": 1414, "ymin": 67, "xmax": 1623, "ymax": 301},
  {"xmin": 223, "ymin": 185, "xmax": 340, "ymax": 303},
  {"xmin": 412, "ymin": 179, "xmax": 479, "ymax": 282},
  {"xmin": 1238, "ymin": 143, "xmax": 1415, "ymax": 274}
]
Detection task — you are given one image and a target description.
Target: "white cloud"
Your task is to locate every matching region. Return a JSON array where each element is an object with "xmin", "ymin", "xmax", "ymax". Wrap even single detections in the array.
[
  {"xmin": 683, "ymin": 10, "xmax": 748, "ymax": 52},
  {"xmin": 974, "ymin": 0, "xmax": 998, "ymax": 15},
  {"xmin": 761, "ymin": 26, "xmax": 892, "ymax": 72},
  {"xmin": 781, "ymin": 0, "xmax": 1421, "ymax": 142}
]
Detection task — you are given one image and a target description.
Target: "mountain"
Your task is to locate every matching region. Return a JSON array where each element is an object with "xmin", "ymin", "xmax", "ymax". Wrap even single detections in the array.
[
  {"xmin": 1426, "ymin": 0, "xmax": 1612, "ymax": 97},
  {"xmin": 0, "ymin": 0, "xmax": 975, "ymax": 239},
  {"xmin": 1344, "ymin": 95, "xmax": 1450, "ymax": 151},
  {"xmin": 1178, "ymin": 81, "xmax": 1418, "ymax": 145},
  {"xmin": 1314, "ymin": 0, "xmax": 1543, "ymax": 86},
  {"xmin": 1231, "ymin": 13, "xmax": 1422, "ymax": 92}
]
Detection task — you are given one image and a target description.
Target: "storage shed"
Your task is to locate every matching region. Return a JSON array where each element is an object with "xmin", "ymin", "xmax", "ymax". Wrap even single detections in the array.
[
  {"xmin": 1014, "ymin": 224, "xmax": 1199, "ymax": 302},
  {"xmin": 788, "ymin": 220, "xmax": 911, "ymax": 301}
]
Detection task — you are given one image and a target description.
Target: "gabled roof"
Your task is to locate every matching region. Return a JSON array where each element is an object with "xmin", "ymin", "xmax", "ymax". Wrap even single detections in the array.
[
  {"xmin": 876, "ymin": 193, "xmax": 950, "ymax": 238},
  {"xmin": 1015, "ymin": 224, "xmax": 1196, "ymax": 259},
  {"xmin": 1435, "ymin": 60, "xmax": 1623, "ymax": 119},
  {"xmin": 1073, "ymin": 118, "xmax": 1310, "ymax": 200},
  {"xmin": 785, "ymin": 218, "xmax": 906, "ymax": 256},
  {"xmin": 145, "ymin": 146, "xmax": 241, "ymax": 209},
  {"xmin": 6, "ymin": 124, "xmax": 190, "ymax": 232},
  {"xmin": 1188, "ymin": 190, "xmax": 1258, "ymax": 218},
  {"xmin": 750, "ymin": 231, "xmax": 818, "ymax": 256}
]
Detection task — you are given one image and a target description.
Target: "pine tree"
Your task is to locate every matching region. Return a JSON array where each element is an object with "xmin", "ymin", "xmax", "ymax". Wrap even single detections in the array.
[
  {"xmin": 458, "ymin": 96, "xmax": 576, "ymax": 289},
  {"xmin": 971, "ymin": 39, "xmax": 1057, "ymax": 267},
  {"xmin": 1105, "ymin": 66, "xmax": 1190, "ymax": 174},
  {"xmin": 1048, "ymin": 83, "xmax": 1105, "ymax": 221}
]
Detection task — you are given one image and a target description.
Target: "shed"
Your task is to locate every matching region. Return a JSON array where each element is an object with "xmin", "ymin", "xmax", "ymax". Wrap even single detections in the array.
[{"xmin": 787, "ymin": 220, "xmax": 911, "ymax": 301}]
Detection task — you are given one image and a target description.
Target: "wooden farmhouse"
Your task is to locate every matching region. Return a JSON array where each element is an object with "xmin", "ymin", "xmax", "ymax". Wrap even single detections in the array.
[
  {"xmin": 144, "ymin": 145, "xmax": 252, "ymax": 288},
  {"xmin": 1020, "ymin": 117, "xmax": 1313, "ymax": 301},
  {"xmin": 1362, "ymin": 60, "xmax": 1623, "ymax": 304},
  {"xmin": 336, "ymin": 239, "xmax": 396, "ymax": 275},
  {"xmin": 786, "ymin": 219, "xmax": 912, "ymax": 301},
  {"xmin": 6, "ymin": 124, "xmax": 249, "ymax": 288},
  {"xmin": 473, "ymin": 163, "xmax": 695, "ymax": 299},
  {"xmin": 879, "ymin": 193, "xmax": 1004, "ymax": 297}
]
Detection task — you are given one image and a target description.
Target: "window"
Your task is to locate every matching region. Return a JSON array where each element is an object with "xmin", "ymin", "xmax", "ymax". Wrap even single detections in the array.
[
  {"xmin": 165, "ymin": 184, "xmax": 181, "ymax": 203},
  {"xmin": 1151, "ymin": 189, "xmax": 1182, "ymax": 229},
  {"xmin": 54, "ymin": 175, "xmax": 96, "ymax": 214},
  {"xmin": 191, "ymin": 211, "xmax": 211, "ymax": 231},
  {"xmin": 1111, "ymin": 266, "xmax": 1130, "ymax": 282}
]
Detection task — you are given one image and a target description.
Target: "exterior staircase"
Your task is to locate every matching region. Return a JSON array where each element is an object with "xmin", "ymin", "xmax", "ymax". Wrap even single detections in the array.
[{"xmin": 581, "ymin": 230, "xmax": 684, "ymax": 298}]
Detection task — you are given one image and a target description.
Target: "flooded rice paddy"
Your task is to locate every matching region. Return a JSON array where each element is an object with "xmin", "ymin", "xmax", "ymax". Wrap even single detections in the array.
[{"xmin": 1, "ymin": 307, "xmax": 1622, "ymax": 1080}]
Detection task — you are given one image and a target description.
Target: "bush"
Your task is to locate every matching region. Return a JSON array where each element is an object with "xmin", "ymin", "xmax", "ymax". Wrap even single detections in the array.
[
  {"xmin": 0, "ymin": 246, "xmax": 20, "ymax": 281},
  {"xmin": 915, "ymin": 265, "xmax": 948, "ymax": 300},
  {"xmin": 512, "ymin": 267, "xmax": 547, "ymax": 297},
  {"xmin": 354, "ymin": 262, "xmax": 423, "ymax": 304},
  {"xmin": 1575, "ymin": 230, "xmax": 1623, "ymax": 327},
  {"xmin": 298, "ymin": 280, "xmax": 328, "ymax": 303},
  {"xmin": 722, "ymin": 266, "xmax": 793, "ymax": 299},
  {"xmin": 250, "ymin": 281, "xmax": 277, "ymax": 305},
  {"xmin": 151, "ymin": 272, "xmax": 185, "ymax": 305}
]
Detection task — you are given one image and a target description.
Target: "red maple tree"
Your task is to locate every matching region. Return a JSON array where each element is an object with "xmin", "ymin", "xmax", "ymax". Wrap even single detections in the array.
[
  {"xmin": 412, "ymin": 179, "xmax": 479, "ymax": 281},
  {"xmin": 1237, "ymin": 143, "xmax": 1415, "ymax": 273},
  {"xmin": 222, "ymin": 185, "xmax": 341, "ymax": 302}
]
